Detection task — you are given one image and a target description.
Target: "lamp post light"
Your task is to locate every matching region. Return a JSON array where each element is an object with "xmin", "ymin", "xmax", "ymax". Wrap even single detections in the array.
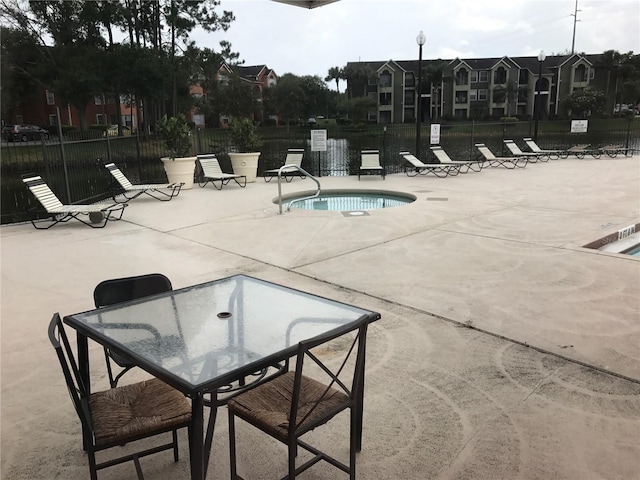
[
  {"xmin": 534, "ymin": 50, "xmax": 546, "ymax": 142},
  {"xmin": 415, "ymin": 30, "xmax": 426, "ymax": 160}
]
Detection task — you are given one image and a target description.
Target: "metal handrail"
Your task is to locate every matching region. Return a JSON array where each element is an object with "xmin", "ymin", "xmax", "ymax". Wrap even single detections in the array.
[{"xmin": 276, "ymin": 165, "xmax": 320, "ymax": 214}]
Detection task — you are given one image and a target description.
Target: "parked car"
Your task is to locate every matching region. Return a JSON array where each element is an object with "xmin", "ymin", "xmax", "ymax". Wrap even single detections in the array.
[
  {"xmin": 103, "ymin": 125, "xmax": 132, "ymax": 137},
  {"xmin": 2, "ymin": 124, "xmax": 50, "ymax": 142}
]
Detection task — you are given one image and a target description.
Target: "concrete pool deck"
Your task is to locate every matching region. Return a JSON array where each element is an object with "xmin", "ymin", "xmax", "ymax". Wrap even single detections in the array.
[{"xmin": 1, "ymin": 154, "xmax": 639, "ymax": 479}]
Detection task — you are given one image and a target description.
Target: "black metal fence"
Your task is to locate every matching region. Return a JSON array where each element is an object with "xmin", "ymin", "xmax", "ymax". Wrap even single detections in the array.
[{"xmin": 2, "ymin": 117, "xmax": 638, "ymax": 225}]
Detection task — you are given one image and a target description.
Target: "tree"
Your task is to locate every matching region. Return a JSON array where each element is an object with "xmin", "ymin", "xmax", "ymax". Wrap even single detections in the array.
[
  {"xmin": 324, "ymin": 66, "xmax": 344, "ymax": 92},
  {"xmin": 270, "ymin": 73, "xmax": 306, "ymax": 132},
  {"xmin": 343, "ymin": 63, "xmax": 373, "ymax": 99},
  {"xmin": 561, "ymin": 87, "xmax": 607, "ymax": 118}
]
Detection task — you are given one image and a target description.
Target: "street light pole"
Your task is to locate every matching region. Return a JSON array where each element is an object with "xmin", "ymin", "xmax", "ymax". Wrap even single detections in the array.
[
  {"xmin": 534, "ymin": 50, "xmax": 546, "ymax": 142},
  {"xmin": 415, "ymin": 30, "xmax": 426, "ymax": 160}
]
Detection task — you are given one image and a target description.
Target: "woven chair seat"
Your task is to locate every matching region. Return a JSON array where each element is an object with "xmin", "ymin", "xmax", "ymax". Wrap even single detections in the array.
[
  {"xmin": 228, "ymin": 371, "xmax": 348, "ymax": 442},
  {"xmin": 90, "ymin": 378, "xmax": 191, "ymax": 446}
]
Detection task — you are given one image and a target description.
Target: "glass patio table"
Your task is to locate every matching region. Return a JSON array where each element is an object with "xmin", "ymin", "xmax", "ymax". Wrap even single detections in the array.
[{"xmin": 64, "ymin": 274, "xmax": 381, "ymax": 480}]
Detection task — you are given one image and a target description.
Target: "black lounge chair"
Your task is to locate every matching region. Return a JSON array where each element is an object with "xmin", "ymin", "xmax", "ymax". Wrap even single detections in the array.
[
  {"xmin": 400, "ymin": 151, "xmax": 462, "ymax": 177},
  {"xmin": 196, "ymin": 154, "xmax": 247, "ymax": 189},
  {"xmin": 504, "ymin": 139, "xmax": 548, "ymax": 162},
  {"xmin": 264, "ymin": 148, "xmax": 306, "ymax": 182},
  {"xmin": 105, "ymin": 163, "xmax": 183, "ymax": 202},
  {"xmin": 475, "ymin": 143, "xmax": 528, "ymax": 169},
  {"xmin": 430, "ymin": 146, "xmax": 484, "ymax": 172},
  {"xmin": 22, "ymin": 174, "xmax": 127, "ymax": 229},
  {"xmin": 522, "ymin": 138, "xmax": 566, "ymax": 159}
]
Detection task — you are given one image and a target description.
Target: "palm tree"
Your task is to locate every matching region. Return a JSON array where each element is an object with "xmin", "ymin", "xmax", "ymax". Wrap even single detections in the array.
[
  {"xmin": 325, "ymin": 66, "xmax": 344, "ymax": 92},
  {"xmin": 596, "ymin": 50, "xmax": 622, "ymax": 113}
]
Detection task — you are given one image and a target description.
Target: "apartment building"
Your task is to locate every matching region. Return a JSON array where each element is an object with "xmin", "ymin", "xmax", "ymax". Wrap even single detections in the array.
[{"xmin": 346, "ymin": 53, "xmax": 599, "ymax": 123}]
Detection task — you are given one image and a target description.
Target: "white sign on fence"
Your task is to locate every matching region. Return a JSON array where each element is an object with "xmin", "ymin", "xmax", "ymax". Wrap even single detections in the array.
[
  {"xmin": 430, "ymin": 124, "xmax": 441, "ymax": 144},
  {"xmin": 571, "ymin": 119, "xmax": 588, "ymax": 133},
  {"xmin": 310, "ymin": 130, "xmax": 327, "ymax": 151}
]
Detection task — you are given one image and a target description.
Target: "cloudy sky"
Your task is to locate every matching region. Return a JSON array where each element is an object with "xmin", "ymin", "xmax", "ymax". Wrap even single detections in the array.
[{"xmin": 202, "ymin": 0, "xmax": 639, "ymax": 90}]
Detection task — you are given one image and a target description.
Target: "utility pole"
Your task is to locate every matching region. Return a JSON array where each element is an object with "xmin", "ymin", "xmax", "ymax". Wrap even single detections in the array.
[{"xmin": 571, "ymin": 0, "xmax": 580, "ymax": 54}]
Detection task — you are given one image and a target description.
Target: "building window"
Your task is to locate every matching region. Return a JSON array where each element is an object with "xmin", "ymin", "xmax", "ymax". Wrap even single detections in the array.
[
  {"xmin": 574, "ymin": 64, "xmax": 587, "ymax": 82},
  {"xmin": 518, "ymin": 69, "xmax": 529, "ymax": 84},
  {"xmin": 379, "ymin": 111, "xmax": 391, "ymax": 124},
  {"xmin": 588, "ymin": 68, "xmax": 594, "ymax": 80},
  {"xmin": 380, "ymin": 92, "xmax": 392, "ymax": 105},
  {"xmin": 479, "ymin": 71, "xmax": 488, "ymax": 82},
  {"xmin": 48, "ymin": 114, "xmax": 57, "ymax": 125},
  {"xmin": 96, "ymin": 114, "xmax": 107, "ymax": 125},
  {"xmin": 379, "ymin": 71, "xmax": 391, "ymax": 88},
  {"xmin": 454, "ymin": 108, "xmax": 467, "ymax": 119},
  {"xmin": 478, "ymin": 89, "xmax": 488, "ymax": 101},
  {"xmin": 455, "ymin": 91, "xmax": 468, "ymax": 103},
  {"xmin": 404, "ymin": 90, "xmax": 414, "ymax": 105},
  {"xmin": 367, "ymin": 112, "xmax": 377, "ymax": 121},
  {"xmin": 404, "ymin": 108, "xmax": 414, "ymax": 122},
  {"xmin": 493, "ymin": 67, "xmax": 507, "ymax": 84},
  {"xmin": 470, "ymin": 89, "xmax": 477, "ymax": 101},
  {"xmin": 46, "ymin": 90, "xmax": 55, "ymax": 105},
  {"xmin": 94, "ymin": 95, "xmax": 104, "ymax": 105},
  {"xmin": 455, "ymin": 68, "xmax": 468, "ymax": 86},
  {"xmin": 405, "ymin": 73, "xmax": 415, "ymax": 87},
  {"xmin": 470, "ymin": 71, "xmax": 478, "ymax": 83}
]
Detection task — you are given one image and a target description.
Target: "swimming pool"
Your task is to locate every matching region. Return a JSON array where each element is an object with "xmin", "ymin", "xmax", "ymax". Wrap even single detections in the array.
[
  {"xmin": 623, "ymin": 244, "xmax": 640, "ymax": 256},
  {"xmin": 282, "ymin": 190, "xmax": 416, "ymax": 211}
]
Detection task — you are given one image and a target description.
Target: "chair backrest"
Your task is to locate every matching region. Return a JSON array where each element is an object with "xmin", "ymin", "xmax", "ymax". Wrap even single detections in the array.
[
  {"xmin": 197, "ymin": 154, "xmax": 225, "ymax": 177},
  {"xmin": 94, "ymin": 273, "xmax": 173, "ymax": 308},
  {"xmin": 399, "ymin": 151, "xmax": 426, "ymax": 167},
  {"xmin": 522, "ymin": 138, "xmax": 541, "ymax": 153},
  {"xmin": 285, "ymin": 149, "xmax": 304, "ymax": 167},
  {"xmin": 48, "ymin": 313, "xmax": 93, "ymax": 431},
  {"xmin": 430, "ymin": 146, "xmax": 453, "ymax": 164},
  {"xmin": 475, "ymin": 144, "xmax": 496, "ymax": 160},
  {"xmin": 360, "ymin": 150, "xmax": 380, "ymax": 168},
  {"xmin": 288, "ymin": 317, "xmax": 369, "ymax": 437},
  {"xmin": 22, "ymin": 175, "xmax": 65, "ymax": 212},
  {"xmin": 504, "ymin": 140, "xmax": 524, "ymax": 155},
  {"xmin": 104, "ymin": 163, "xmax": 134, "ymax": 189}
]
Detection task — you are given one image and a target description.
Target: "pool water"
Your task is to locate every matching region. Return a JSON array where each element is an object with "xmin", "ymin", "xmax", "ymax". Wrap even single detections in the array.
[
  {"xmin": 288, "ymin": 191, "xmax": 415, "ymax": 211},
  {"xmin": 623, "ymin": 244, "xmax": 640, "ymax": 256}
]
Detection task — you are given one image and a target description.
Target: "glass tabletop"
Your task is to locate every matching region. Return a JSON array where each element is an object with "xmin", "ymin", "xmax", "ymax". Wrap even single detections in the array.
[{"xmin": 65, "ymin": 274, "xmax": 380, "ymax": 392}]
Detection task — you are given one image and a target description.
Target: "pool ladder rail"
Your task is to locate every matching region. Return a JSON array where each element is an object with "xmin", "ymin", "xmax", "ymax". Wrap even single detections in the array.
[{"xmin": 276, "ymin": 165, "xmax": 321, "ymax": 214}]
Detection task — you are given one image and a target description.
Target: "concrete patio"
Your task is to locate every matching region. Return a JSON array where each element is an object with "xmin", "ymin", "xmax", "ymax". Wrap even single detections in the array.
[{"xmin": 1, "ymin": 153, "xmax": 639, "ymax": 479}]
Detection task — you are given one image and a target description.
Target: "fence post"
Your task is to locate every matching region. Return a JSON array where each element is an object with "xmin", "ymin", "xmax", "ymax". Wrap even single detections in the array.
[
  {"xmin": 470, "ymin": 120, "xmax": 475, "ymax": 160},
  {"xmin": 55, "ymin": 107, "xmax": 72, "ymax": 203}
]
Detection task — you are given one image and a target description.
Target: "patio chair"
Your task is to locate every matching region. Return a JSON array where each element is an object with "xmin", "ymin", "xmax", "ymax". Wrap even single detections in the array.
[
  {"xmin": 566, "ymin": 144, "xmax": 601, "ymax": 159},
  {"xmin": 228, "ymin": 316, "xmax": 369, "ymax": 480},
  {"xmin": 400, "ymin": 151, "xmax": 462, "ymax": 177},
  {"xmin": 430, "ymin": 146, "xmax": 484, "ymax": 173},
  {"xmin": 522, "ymin": 138, "xmax": 567, "ymax": 159},
  {"xmin": 93, "ymin": 273, "xmax": 174, "ymax": 388},
  {"xmin": 358, "ymin": 149, "xmax": 385, "ymax": 179},
  {"xmin": 48, "ymin": 313, "xmax": 191, "ymax": 480},
  {"xmin": 599, "ymin": 144, "xmax": 632, "ymax": 158},
  {"xmin": 264, "ymin": 148, "xmax": 306, "ymax": 182},
  {"xmin": 22, "ymin": 174, "xmax": 127, "ymax": 229},
  {"xmin": 503, "ymin": 139, "xmax": 548, "ymax": 162},
  {"xmin": 475, "ymin": 143, "xmax": 528, "ymax": 169},
  {"xmin": 104, "ymin": 163, "xmax": 183, "ymax": 202},
  {"xmin": 196, "ymin": 154, "xmax": 247, "ymax": 189}
]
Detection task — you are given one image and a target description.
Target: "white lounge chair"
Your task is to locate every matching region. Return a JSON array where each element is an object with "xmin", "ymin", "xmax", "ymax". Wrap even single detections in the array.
[
  {"xmin": 430, "ymin": 146, "xmax": 484, "ymax": 173},
  {"xmin": 522, "ymin": 138, "xmax": 566, "ymax": 159},
  {"xmin": 400, "ymin": 151, "xmax": 462, "ymax": 177},
  {"xmin": 264, "ymin": 148, "xmax": 306, "ymax": 182},
  {"xmin": 22, "ymin": 174, "xmax": 127, "ymax": 229},
  {"xmin": 475, "ymin": 144, "xmax": 528, "ymax": 169},
  {"xmin": 503, "ymin": 139, "xmax": 547, "ymax": 162},
  {"xmin": 196, "ymin": 154, "xmax": 246, "ymax": 189},
  {"xmin": 105, "ymin": 163, "xmax": 183, "ymax": 201},
  {"xmin": 359, "ymin": 150, "xmax": 385, "ymax": 179}
]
